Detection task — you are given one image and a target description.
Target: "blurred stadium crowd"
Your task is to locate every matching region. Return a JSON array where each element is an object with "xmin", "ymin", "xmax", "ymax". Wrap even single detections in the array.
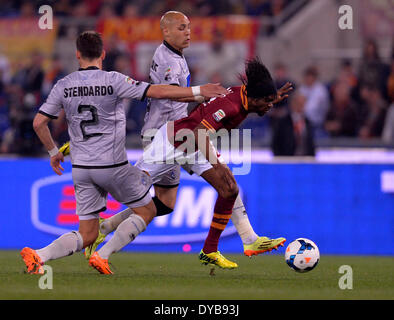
[
  {"xmin": 0, "ymin": 0, "xmax": 393, "ymax": 156},
  {"xmin": 266, "ymin": 39, "xmax": 394, "ymax": 156},
  {"xmin": 0, "ymin": 0, "xmax": 293, "ymax": 18}
]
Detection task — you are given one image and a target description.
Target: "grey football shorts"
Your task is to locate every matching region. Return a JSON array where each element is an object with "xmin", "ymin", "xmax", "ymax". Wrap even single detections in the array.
[
  {"xmin": 135, "ymin": 158, "xmax": 181, "ymax": 188},
  {"xmin": 72, "ymin": 162, "xmax": 152, "ymax": 220}
]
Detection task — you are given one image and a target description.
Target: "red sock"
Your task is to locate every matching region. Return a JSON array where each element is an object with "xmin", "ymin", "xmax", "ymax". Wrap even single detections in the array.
[{"xmin": 202, "ymin": 195, "xmax": 236, "ymax": 254}]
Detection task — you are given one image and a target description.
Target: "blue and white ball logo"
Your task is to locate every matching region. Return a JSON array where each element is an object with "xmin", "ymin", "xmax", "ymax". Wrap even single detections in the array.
[{"xmin": 285, "ymin": 238, "xmax": 320, "ymax": 273}]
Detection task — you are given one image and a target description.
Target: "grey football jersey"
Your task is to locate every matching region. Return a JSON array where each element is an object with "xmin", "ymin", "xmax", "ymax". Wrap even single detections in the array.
[
  {"xmin": 39, "ymin": 67, "xmax": 150, "ymax": 166},
  {"xmin": 141, "ymin": 41, "xmax": 190, "ymax": 137}
]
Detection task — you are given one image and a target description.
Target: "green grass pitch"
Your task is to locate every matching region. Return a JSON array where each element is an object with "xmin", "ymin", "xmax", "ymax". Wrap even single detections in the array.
[{"xmin": 0, "ymin": 250, "xmax": 393, "ymax": 300}]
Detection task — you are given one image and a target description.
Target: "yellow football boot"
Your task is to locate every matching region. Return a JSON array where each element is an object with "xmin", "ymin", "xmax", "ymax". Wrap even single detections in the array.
[
  {"xmin": 244, "ymin": 236, "xmax": 286, "ymax": 257},
  {"xmin": 199, "ymin": 250, "xmax": 238, "ymax": 269},
  {"xmin": 59, "ymin": 141, "xmax": 70, "ymax": 156}
]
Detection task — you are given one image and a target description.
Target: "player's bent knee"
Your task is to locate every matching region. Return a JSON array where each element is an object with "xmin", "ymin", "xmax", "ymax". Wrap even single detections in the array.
[
  {"xmin": 153, "ymin": 196, "xmax": 174, "ymax": 216},
  {"xmin": 220, "ymin": 184, "xmax": 239, "ymax": 200},
  {"xmin": 218, "ymin": 190, "xmax": 236, "ymax": 200},
  {"xmin": 228, "ymin": 186, "xmax": 239, "ymax": 199},
  {"xmin": 132, "ymin": 201, "xmax": 157, "ymax": 225}
]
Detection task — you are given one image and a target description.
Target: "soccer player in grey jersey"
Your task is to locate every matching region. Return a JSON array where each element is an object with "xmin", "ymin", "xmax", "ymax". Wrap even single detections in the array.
[
  {"xmin": 97, "ymin": 12, "xmax": 286, "ymax": 261},
  {"xmin": 140, "ymin": 11, "xmax": 194, "ymax": 210},
  {"xmin": 20, "ymin": 31, "xmax": 227, "ymax": 275}
]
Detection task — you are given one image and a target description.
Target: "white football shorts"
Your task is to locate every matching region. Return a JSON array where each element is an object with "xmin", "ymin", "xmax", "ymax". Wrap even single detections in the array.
[
  {"xmin": 136, "ymin": 122, "xmax": 224, "ymax": 180},
  {"xmin": 72, "ymin": 162, "xmax": 152, "ymax": 220}
]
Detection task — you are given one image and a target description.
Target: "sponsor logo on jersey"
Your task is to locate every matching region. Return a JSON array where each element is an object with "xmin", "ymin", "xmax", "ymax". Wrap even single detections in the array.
[
  {"xmin": 141, "ymin": 174, "xmax": 148, "ymax": 186},
  {"xmin": 125, "ymin": 76, "xmax": 135, "ymax": 85},
  {"xmin": 164, "ymin": 67, "xmax": 172, "ymax": 81},
  {"xmin": 213, "ymin": 109, "xmax": 226, "ymax": 122}
]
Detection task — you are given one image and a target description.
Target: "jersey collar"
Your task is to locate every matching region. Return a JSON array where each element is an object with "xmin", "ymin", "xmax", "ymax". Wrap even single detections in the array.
[
  {"xmin": 240, "ymin": 85, "xmax": 248, "ymax": 111},
  {"xmin": 163, "ymin": 40, "xmax": 183, "ymax": 57},
  {"xmin": 78, "ymin": 66, "xmax": 100, "ymax": 71}
]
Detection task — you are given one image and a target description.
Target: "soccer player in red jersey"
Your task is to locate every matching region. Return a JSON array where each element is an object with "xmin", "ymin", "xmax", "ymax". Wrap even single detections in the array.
[
  {"xmin": 172, "ymin": 58, "xmax": 292, "ymax": 268},
  {"xmin": 91, "ymin": 57, "xmax": 292, "ymax": 270}
]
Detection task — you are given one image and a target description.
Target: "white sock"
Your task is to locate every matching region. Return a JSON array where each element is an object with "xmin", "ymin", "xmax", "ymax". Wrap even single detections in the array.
[
  {"xmin": 97, "ymin": 214, "xmax": 146, "ymax": 259},
  {"xmin": 36, "ymin": 231, "xmax": 83, "ymax": 263},
  {"xmin": 231, "ymin": 195, "xmax": 258, "ymax": 245},
  {"xmin": 100, "ymin": 208, "xmax": 133, "ymax": 235}
]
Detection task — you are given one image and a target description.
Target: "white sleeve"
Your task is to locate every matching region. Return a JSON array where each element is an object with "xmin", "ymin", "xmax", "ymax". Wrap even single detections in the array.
[{"xmin": 111, "ymin": 71, "xmax": 151, "ymax": 100}]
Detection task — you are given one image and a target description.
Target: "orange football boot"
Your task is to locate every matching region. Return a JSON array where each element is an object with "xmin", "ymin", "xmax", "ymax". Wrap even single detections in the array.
[
  {"xmin": 20, "ymin": 247, "xmax": 44, "ymax": 274},
  {"xmin": 89, "ymin": 252, "xmax": 113, "ymax": 274}
]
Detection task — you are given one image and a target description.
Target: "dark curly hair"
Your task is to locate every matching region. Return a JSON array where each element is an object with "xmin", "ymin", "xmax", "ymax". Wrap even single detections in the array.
[{"xmin": 240, "ymin": 57, "xmax": 277, "ymax": 99}]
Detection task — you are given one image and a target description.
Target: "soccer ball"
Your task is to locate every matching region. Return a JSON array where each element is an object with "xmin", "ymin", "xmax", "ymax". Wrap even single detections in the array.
[{"xmin": 285, "ymin": 238, "xmax": 320, "ymax": 272}]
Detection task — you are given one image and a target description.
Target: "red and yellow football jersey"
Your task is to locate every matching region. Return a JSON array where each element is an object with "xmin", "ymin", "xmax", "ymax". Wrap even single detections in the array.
[{"xmin": 173, "ymin": 86, "xmax": 249, "ymax": 136}]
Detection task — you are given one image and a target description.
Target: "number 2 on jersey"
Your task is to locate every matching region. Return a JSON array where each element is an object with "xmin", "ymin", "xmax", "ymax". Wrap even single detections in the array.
[{"xmin": 77, "ymin": 104, "xmax": 103, "ymax": 140}]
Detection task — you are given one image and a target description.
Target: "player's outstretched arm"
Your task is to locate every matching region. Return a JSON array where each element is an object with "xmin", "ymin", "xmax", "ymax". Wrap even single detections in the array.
[
  {"xmin": 171, "ymin": 96, "xmax": 206, "ymax": 103},
  {"xmin": 146, "ymin": 83, "xmax": 227, "ymax": 100},
  {"xmin": 33, "ymin": 113, "xmax": 64, "ymax": 175}
]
